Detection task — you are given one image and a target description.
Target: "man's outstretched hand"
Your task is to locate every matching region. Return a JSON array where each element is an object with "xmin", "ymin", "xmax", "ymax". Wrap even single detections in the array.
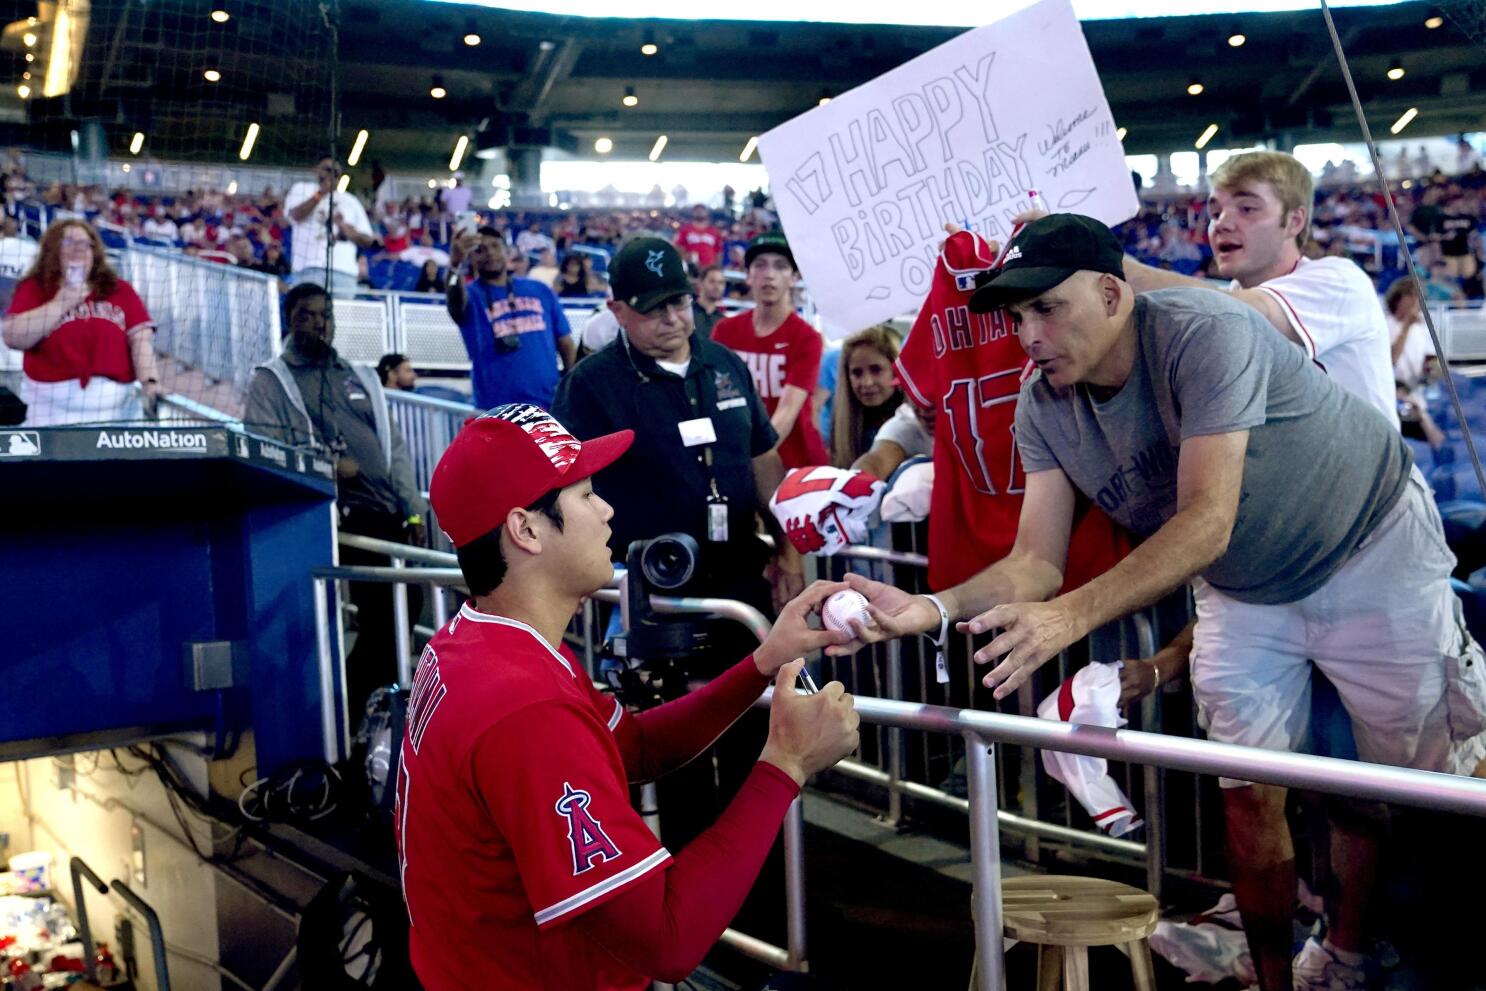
[{"xmin": 821, "ymin": 572, "xmax": 942, "ymax": 656}]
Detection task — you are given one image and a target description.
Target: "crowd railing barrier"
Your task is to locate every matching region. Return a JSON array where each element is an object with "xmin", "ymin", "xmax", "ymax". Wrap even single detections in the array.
[{"xmin": 315, "ymin": 541, "xmax": 1486, "ymax": 991}]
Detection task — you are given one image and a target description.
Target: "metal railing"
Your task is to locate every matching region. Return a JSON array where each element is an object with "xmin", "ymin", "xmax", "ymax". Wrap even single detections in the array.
[
  {"xmin": 313, "ymin": 541, "xmax": 1486, "ymax": 991},
  {"xmin": 383, "ymin": 390, "xmax": 476, "ymax": 496}
]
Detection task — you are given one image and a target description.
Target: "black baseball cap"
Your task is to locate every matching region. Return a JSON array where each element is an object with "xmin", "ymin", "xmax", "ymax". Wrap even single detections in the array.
[
  {"xmin": 744, "ymin": 231, "xmax": 796, "ymax": 270},
  {"xmin": 610, "ymin": 237, "xmax": 692, "ymax": 313},
  {"xmin": 968, "ymin": 214, "xmax": 1125, "ymax": 313}
]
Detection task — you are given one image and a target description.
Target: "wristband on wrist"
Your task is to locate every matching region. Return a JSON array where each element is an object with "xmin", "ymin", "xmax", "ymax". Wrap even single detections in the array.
[
  {"xmin": 405, "ymin": 513, "xmax": 423, "ymax": 527},
  {"xmin": 921, "ymin": 593, "xmax": 951, "ymax": 684}
]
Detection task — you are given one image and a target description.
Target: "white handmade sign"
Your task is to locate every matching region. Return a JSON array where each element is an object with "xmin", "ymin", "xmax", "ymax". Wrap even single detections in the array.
[{"xmin": 759, "ymin": 0, "xmax": 1137, "ymax": 333}]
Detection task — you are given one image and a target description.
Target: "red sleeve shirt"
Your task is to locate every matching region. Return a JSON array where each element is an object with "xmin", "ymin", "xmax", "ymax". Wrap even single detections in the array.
[
  {"xmin": 712, "ymin": 311, "xmax": 829, "ymax": 468},
  {"xmin": 7, "ymin": 277, "xmax": 151, "ymax": 386},
  {"xmin": 397, "ymin": 605, "xmax": 667, "ymax": 991},
  {"xmin": 897, "ymin": 230, "xmax": 1130, "ymax": 591},
  {"xmin": 675, "ymin": 225, "xmax": 722, "ymax": 268}
]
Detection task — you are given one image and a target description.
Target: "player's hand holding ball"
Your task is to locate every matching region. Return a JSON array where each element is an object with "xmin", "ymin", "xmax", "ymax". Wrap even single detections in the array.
[
  {"xmin": 760, "ymin": 659, "xmax": 860, "ymax": 787},
  {"xmin": 822, "ymin": 572, "xmax": 941, "ymax": 656},
  {"xmin": 752, "ymin": 579, "xmax": 853, "ymax": 677}
]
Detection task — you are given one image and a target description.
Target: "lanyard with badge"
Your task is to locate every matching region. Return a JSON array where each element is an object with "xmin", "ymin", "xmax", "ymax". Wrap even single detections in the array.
[{"xmin": 676, "ymin": 368, "xmax": 729, "ymax": 543}]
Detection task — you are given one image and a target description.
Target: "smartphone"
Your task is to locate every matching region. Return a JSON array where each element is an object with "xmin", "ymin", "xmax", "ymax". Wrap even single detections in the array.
[{"xmin": 455, "ymin": 211, "xmax": 479, "ymax": 237}]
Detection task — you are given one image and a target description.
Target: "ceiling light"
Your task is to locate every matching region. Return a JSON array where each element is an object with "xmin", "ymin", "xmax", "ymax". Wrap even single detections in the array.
[
  {"xmin": 641, "ymin": 42, "xmax": 658, "ymax": 55},
  {"xmin": 427, "ymin": 179, "xmax": 437, "ymax": 189},
  {"xmin": 1389, "ymin": 106, "xmax": 1418, "ymax": 135},
  {"xmin": 538, "ymin": 39, "xmax": 555, "ymax": 51},
  {"xmin": 16, "ymin": 84, "xmax": 29, "ymax": 99},
  {"xmin": 347, "ymin": 128, "xmax": 369, "ymax": 167},
  {"xmin": 24, "ymin": 53, "xmax": 32, "ymax": 63},
  {"xmin": 1425, "ymin": 14, "xmax": 1444, "ymax": 28},
  {"xmin": 449, "ymin": 134, "xmax": 469, "ymax": 172},
  {"xmin": 622, "ymin": 86, "xmax": 638, "ymax": 108},
  {"xmin": 203, "ymin": 69, "xmax": 221, "ymax": 82},
  {"xmin": 430, "ymin": 75, "xmax": 447, "ymax": 100},
  {"xmin": 1227, "ymin": 33, "xmax": 1246, "ymax": 47},
  {"xmin": 464, "ymin": 33, "xmax": 481, "ymax": 46},
  {"xmin": 238, "ymin": 121, "xmax": 259, "ymax": 161},
  {"xmin": 1195, "ymin": 123, "xmax": 1219, "ymax": 149},
  {"xmin": 1387, "ymin": 63, "xmax": 1405, "ymax": 80},
  {"xmin": 1187, "ymin": 80, "xmax": 1204, "ymax": 96},
  {"xmin": 818, "ymin": 90, "xmax": 832, "ymax": 106},
  {"xmin": 594, "ymin": 136, "xmax": 613, "ymax": 154},
  {"xmin": 1116, "ymin": 126, "xmax": 1127, "ymax": 142},
  {"xmin": 22, "ymin": 71, "xmax": 30, "ymax": 80},
  {"xmin": 22, "ymin": 32, "xmax": 36, "ymax": 47},
  {"xmin": 129, "ymin": 131, "xmax": 144, "ymax": 155},
  {"xmin": 121, "ymin": 163, "xmax": 131, "ymax": 173},
  {"xmin": 226, "ymin": 180, "xmax": 238, "ymax": 195},
  {"xmin": 336, "ymin": 174, "xmax": 350, "ymax": 193},
  {"xmin": 210, "ymin": 1, "xmax": 230, "ymax": 23},
  {"xmin": 649, "ymin": 135, "xmax": 668, "ymax": 162},
  {"xmin": 740, "ymin": 135, "xmax": 759, "ymax": 162}
]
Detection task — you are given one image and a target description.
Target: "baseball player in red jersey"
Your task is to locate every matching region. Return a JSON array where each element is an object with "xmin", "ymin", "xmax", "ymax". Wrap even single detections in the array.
[
  {"xmin": 894, "ymin": 227, "xmax": 1130, "ymax": 593},
  {"xmin": 712, "ymin": 233, "xmax": 830, "ymax": 469},
  {"xmin": 397, "ymin": 402, "xmax": 859, "ymax": 990}
]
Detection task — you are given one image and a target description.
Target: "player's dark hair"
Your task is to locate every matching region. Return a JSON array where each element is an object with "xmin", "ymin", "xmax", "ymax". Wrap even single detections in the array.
[
  {"xmin": 376, "ymin": 352, "xmax": 408, "ymax": 384},
  {"xmin": 477, "ymin": 225, "xmax": 502, "ymax": 240},
  {"xmin": 698, "ymin": 264, "xmax": 723, "ymax": 279},
  {"xmin": 456, "ymin": 488, "xmax": 565, "ymax": 596}
]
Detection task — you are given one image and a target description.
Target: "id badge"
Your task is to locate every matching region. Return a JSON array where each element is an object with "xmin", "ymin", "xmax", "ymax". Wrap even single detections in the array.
[
  {"xmin": 678, "ymin": 417, "xmax": 718, "ymax": 448},
  {"xmin": 707, "ymin": 495, "xmax": 729, "ymax": 542}
]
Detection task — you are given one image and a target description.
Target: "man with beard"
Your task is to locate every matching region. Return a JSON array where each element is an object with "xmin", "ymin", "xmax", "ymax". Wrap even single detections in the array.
[
  {"xmin": 447, "ymin": 225, "xmax": 577, "ymax": 411},
  {"xmin": 245, "ymin": 282, "xmax": 426, "ymax": 716}
]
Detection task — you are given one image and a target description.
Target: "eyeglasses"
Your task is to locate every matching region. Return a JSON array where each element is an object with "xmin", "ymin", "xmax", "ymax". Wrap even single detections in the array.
[
  {"xmin": 60, "ymin": 237, "xmax": 92, "ymax": 249},
  {"xmin": 638, "ymin": 294, "xmax": 693, "ymax": 319}
]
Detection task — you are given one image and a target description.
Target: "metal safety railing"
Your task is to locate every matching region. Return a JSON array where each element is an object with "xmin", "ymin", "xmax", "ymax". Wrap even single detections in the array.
[{"xmin": 313, "ymin": 538, "xmax": 1486, "ymax": 991}]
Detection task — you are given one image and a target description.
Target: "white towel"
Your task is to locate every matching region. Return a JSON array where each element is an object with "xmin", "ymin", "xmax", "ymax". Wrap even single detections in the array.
[{"xmin": 1035, "ymin": 662, "xmax": 1143, "ymax": 837}]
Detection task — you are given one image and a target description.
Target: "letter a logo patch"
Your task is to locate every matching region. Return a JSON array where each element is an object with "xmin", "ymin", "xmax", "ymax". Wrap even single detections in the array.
[{"xmin": 555, "ymin": 782, "xmax": 622, "ymax": 875}]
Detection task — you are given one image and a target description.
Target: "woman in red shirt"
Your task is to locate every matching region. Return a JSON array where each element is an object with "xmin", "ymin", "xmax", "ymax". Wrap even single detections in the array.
[{"xmin": 2, "ymin": 219, "xmax": 161, "ymax": 425}]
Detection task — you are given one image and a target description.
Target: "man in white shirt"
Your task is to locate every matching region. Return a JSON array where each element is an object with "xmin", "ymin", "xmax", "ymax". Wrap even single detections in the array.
[
  {"xmin": 400, "ymin": 231, "xmax": 451, "ymax": 270},
  {"xmin": 439, "ymin": 174, "xmax": 472, "ymax": 217},
  {"xmin": 141, "ymin": 207, "xmax": 179, "ymax": 243},
  {"xmin": 1385, "ymin": 278, "xmax": 1435, "ymax": 390},
  {"xmin": 284, "ymin": 158, "xmax": 379, "ymax": 293}
]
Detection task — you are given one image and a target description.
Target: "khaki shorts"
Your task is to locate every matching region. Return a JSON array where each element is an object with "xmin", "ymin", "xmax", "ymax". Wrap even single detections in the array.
[{"xmin": 1191, "ymin": 472, "xmax": 1486, "ymax": 787}]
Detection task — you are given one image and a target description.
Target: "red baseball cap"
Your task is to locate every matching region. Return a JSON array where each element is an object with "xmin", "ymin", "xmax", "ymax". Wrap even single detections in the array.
[{"xmin": 430, "ymin": 404, "xmax": 633, "ymax": 548}]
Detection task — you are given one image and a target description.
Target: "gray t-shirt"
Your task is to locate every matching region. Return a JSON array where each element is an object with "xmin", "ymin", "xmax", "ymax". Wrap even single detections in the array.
[{"xmin": 1016, "ymin": 287, "xmax": 1410, "ymax": 605}]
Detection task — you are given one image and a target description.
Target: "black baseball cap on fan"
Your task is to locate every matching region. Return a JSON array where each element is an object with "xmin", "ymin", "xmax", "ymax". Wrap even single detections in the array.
[
  {"xmin": 968, "ymin": 214, "xmax": 1125, "ymax": 313},
  {"xmin": 744, "ymin": 231, "xmax": 796, "ymax": 270},
  {"xmin": 610, "ymin": 237, "xmax": 693, "ymax": 313}
]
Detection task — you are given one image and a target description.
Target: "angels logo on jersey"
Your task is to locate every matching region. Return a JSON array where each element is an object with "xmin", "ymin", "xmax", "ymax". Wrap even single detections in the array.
[
  {"xmin": 485, "ymin": 403, "xmax": 581, "ymax": 474},
  {"xmin": 555, "ymin": 782, "xmax": 622, "ymax": 875},
  {"xmin": 769, "ymin": 466, "xmax": 884, "ymax": 556}
]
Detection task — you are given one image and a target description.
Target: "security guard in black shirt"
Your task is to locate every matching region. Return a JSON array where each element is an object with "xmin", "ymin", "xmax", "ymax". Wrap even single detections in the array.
[{"xmin": 553, "ymin": 237, "xmax": 802, "ymax": 614}]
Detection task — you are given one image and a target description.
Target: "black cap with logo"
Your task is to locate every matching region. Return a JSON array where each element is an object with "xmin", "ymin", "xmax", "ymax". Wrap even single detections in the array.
[
  {"xmin": 744, "ymin": 231, "xmax": 797, "ymax": 270},
  {"xmin": 610, "ymin": 237, "xmax": 693, "ymax": 313},
  {"xmin": 968, "ymin": 214, "xmax": 1125, "ymax": 313}
]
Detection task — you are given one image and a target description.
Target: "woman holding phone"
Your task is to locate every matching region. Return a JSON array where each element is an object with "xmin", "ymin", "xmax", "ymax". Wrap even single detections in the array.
[{"xmin": 1, "ymin": 219, "xmax": 161, "ymax": 425}]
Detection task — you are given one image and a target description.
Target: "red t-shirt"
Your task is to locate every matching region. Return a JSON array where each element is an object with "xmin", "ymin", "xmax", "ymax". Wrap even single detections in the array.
[
  {"xmin": 897, "ymin": 230, "xmax": 1130, "ymax": 592},
  {"xmin": 396, "ymin": 604, "xmax": 667, "ymax": 991},
  {"xmin": 7, "ymin": 277, "xmax": 151, "ymax": 386},
  {"xmin": 712, "ymin": 310, "xmax": 829, "ymax": 469},
  {"xmin": 675, "ymin": 224, "xmax": 722, "ymax": 268}
]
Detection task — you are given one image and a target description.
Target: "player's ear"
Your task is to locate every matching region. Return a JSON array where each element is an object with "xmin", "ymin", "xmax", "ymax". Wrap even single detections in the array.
[{"xmin": 504, "ymin": 508, "xmax": 543, "ymax": 557}]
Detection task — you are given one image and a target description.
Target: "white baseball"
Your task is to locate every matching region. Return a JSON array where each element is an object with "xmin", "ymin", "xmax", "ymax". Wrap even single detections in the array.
[{"xmin": 821, "ymin": 589, "xmax": 872, "ymax": 635}]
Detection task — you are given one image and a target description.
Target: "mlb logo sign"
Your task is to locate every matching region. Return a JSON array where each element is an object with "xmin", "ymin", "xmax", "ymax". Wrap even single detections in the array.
[{"xmin": 0, "ymin": 431, "xmax": 40, "ymax": 457}]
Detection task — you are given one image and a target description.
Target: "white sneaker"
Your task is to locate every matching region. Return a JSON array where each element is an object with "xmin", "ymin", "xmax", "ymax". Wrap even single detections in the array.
[{"xmin": 1292, "ymin": 936, "xmax": 1370, "ymax": 991}]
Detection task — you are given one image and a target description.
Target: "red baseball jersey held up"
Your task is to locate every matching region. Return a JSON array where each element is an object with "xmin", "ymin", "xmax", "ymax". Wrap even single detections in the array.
[
  {"xmin": 896, "ymin": 230, "xmax": 1129, "ymax": 592},
  {"xmin": 712, "ymin": 310, "xmax": 829, "ymax": 469},
  {"xmin": 395, "ymin": 604, "xmax": 664, "ymax": 991}
]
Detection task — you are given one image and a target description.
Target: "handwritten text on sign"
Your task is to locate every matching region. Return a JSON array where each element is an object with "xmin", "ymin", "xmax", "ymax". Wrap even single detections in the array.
[{"xmin": 759, "ymin": 0, "xmax": 1137, "ymax": 332}]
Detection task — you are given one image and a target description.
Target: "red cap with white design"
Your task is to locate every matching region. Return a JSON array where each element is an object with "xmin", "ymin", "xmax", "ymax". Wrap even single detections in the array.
[{"xmin": 430, "ymin": 403, "xmax": 633, "ymax": 548}]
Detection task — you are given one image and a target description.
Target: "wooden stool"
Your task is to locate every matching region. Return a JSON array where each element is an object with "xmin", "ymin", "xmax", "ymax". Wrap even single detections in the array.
[{"xmin": 972, "ymin": 876, "xmax": 1160, "ymax": 991}]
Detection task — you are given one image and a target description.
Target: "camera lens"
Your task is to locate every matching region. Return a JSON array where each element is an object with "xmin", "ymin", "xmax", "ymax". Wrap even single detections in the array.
[{"xmin": 639, "ymin": 533, "xmax": 699, "ymax": 591}]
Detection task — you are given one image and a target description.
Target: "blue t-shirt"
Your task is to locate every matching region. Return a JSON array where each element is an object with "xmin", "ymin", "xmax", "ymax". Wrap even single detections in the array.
[
  {"xmin": 816, "ymin": 345, "xmax": 841, "ymax": 441},
  {"xmin": 457, "ymin": 277, "xmax": 572, "ymax": 411}
]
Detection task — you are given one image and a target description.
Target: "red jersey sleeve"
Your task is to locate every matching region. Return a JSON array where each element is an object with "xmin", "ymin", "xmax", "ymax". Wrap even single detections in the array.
[
  {"xmin": 784, "ymin": 322, "xmax": 823, "ymax": 392},
  {"xmin": 5, "ymin": 278, "xmax": 45, "ymax": 316},
  {"xmin": 896, "ymin": 305, "xmax": 936, "ymax": 410},
  {"xmin": 111, "ymin": 280, "xmax": 153, "ymax": 333},
  {"xmin": 470, "ymin": 701, "xmax": 671, "ymax": 930}
]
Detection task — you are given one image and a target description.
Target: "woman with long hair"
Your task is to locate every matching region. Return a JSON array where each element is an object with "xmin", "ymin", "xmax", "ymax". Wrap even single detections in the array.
[
  {"xmin": 2, "ymin": 219, "xmax": 161, "ymax": 425},
  {"xmin": 554, "ymin": 252, "xmax": 602, "ymax": 297},
  {"xmin": 830, "ymin": 325, "xmax": 903, "ymax": 468}
]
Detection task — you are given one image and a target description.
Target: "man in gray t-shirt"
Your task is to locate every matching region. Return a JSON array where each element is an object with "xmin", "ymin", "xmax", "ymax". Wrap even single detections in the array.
[
  {"xmin": 1015, "ymin": 285, "xmax": 1408, "ymax": 605},
  {"xmin": 839, "ymin": 213, "xmax": 1486, "ymax": 991}
]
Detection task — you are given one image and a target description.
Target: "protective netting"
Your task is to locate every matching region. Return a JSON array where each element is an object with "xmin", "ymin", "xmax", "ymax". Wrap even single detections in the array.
[
  {"xmin": 1, "ymin": 0, "xmax": 336, "ymax": 428},
  {"xmin": 1440, "ymin": 0, "xmax": 1486, "ymax": 51}
]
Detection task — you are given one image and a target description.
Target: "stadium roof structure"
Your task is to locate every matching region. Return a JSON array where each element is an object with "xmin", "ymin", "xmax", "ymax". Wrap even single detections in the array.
[{"xmin": 3, "ymin": 0, "xmax": 1481, "ymax": 171}]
